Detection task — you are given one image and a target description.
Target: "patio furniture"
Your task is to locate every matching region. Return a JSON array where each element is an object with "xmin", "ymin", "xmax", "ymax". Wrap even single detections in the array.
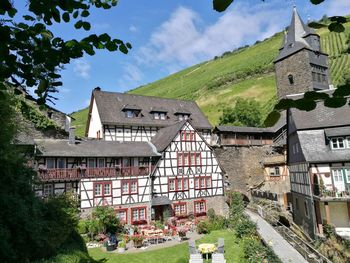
[
  {"xmin": 189, "ymin": 254, "xmax": 203, "ymax": 263},
  {"xmin": 198, "ymin": 243, "xmax": 216, "ymax": 260},
  {"xmin": 188, "ymin": 240, "xmax": 199, "ymax": 254},
  {"xmin": 217, "ymin": 238, "xmax": 224, "ymax": 254},
  {"xmin": 212, "ymin": 253, "xmax": 226, "ymax": 263}
]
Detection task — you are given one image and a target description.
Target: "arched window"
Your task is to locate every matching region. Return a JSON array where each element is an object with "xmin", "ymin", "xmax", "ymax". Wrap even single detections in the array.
[{"xmin": 288, "ymin": 74, "xmax": 294, "ymax": 85}]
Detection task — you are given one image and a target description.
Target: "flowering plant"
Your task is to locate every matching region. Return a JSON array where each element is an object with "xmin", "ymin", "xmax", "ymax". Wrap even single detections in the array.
[
  {"xmin": 130, "ymin": 234, "xmax": 144, "ymax": 242},
  {"xmin": 177, "ymin": 226, "xmax": 189, "ymax": 237}
]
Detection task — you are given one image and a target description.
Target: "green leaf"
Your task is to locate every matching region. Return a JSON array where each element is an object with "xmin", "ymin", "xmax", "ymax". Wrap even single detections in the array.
[
  {"xmin": 126, "ymin": 42, "xmax": 132, "ymax": 49},
  {"xmin": 308, "ymin": 22, "xmax": 326, "ymax": 29},
  {"xmin": 99, "ymin": 33, "xmax": 111, "ymax": 42},
  {"xmin": 275, "ymin": 99, "xmax": 295, "ymax": 110},
  {"xmin": 62, "ymin": 12, "xmax": 70, "ymax": 22},
  {"xmin": 329, "ymin": 16, "xmax": 347, "ymax": 23},
  {"xmin": 324, "ymin": 97, "xmax": 347, "ymax": 108},
  {"xmin": 303, "ymin": 91, "xmax": 329, "ymax": 101},
  {"xmin": 294, "ymin": 99, "xmax": 317, "ymax": 111},
  {"xmin": 264, "ymin": 111, "xmax": 281, "ymax": 127},
  {"xmin": 310, "ymin": 0, "xmax": 325, "ymax": 4},
  {"xmin": 333, "ymin": 84, "xmax": 350, "ymax": 97},
  {"xmin": 105, "ymin": 42, "xmax": 117, "ymax": 51},
  {"xmin": 82, "ymin": 22, "xmax": 91, "ymax": 31},
  {"xmin": 23, "ymin": 15, "xmax": 35, "ymax": 21},
  {"xmin": 8, "ymin": 7, "xmax": 17, "ymax": 17},
  {"xmin": 81, "ymin": 10, "xmax": 90, "ymax": 17},
  {"xmin": 119, "ymin": 44, "xmax": 128, "ymax": 54},
  {"xmin": 75, "ymin": 20, "xmax": 83, "ymax": 29},
  {"xmin": 51, "ymin": 81, "xmax": 63, "ymax": 87},
  {"xmin": 328, "ymin": 22, "xmax": 345, "ymax": 33},
  {"xmin": 213, "ymin": 0, "xmax": 234, "ymax": 12},
  {"xmin": 73, "ymin": 10, "xmax": 79, "ymax": 19}
]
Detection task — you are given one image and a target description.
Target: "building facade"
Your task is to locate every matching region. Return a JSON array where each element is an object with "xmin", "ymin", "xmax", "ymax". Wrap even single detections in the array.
[{"xmin": 34, "ymin": 89, "xmax": 226, "ymax": 224}]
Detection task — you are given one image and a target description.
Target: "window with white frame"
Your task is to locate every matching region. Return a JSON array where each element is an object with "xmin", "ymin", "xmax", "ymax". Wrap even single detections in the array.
[
  {"xmin": 131, "ymin": 207, "xmax": 146, "ymax": 221},
  {"xmin": 116, "ymin": 209, "xmax": 127, "ymax": 222},
  {"xmin": 94, "ymin": 182, "xmax": 112, "ymax": 197},
  {"xmin": 332, "ymin": 169, "xmax": 343, "ymax": 182},
  {"xmin": 331, "ymin": 137, "xmax": 345, "ymax": 149},
  {"xmin": 121, "ymin": 180, "xmax": 137, "ymax": 194},
  {"xmin": 169, "ymin": 178, "xmax": 188, "ymax": 191},
  {"xmin": 194, "ymin": 200, "xmax": 206, "ymax": 214},
  {"xmin": 270, "ymin": 167, "xmax": 280, "ymax": 176},
  {"xmin": 174, "ymin": 203, "xmax": 186, "ymax": 216}
]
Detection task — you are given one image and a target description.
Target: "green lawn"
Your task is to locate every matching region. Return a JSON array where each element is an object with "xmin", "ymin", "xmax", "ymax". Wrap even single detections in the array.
[{"xmin": 88, "ymin": 230, "xmax": 244, "ymax": 263}]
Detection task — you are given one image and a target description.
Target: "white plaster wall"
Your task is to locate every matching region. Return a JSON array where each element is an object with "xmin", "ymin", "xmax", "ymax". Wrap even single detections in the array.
[{"xmin": 87, "ymin": 98, "xmax": 103, "ymax": 138}]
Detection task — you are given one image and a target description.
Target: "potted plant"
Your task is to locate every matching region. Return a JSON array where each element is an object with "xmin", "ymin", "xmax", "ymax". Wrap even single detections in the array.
[
  {"xmin": 117, "ymin": 240, "xmax": 126, "ymax": 253},
  {"xmin": 177, "ymin": 226, "xmax": 188, "ymax": 240},
  {"xmin": 131, "ymin": 234, "xmax": 144, "ymax": 248}
]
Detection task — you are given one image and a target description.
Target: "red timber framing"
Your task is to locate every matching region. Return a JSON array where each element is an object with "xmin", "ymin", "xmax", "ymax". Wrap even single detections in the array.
[
  {"xmin": 194, "ymin": 199, "xmax": 206, "ymax": 216},
  {"xmin": 121, "ymin": 179, "xmax": 138, "ymax": 195},
  {"xmin": 173, "ymin": 202, "xmax": 187, "ymax": 216},
  {"xmin": 177, "ymin": 152, "xmax": 201, "ymax": 167},
  {"xmin": 93, "ymin": 181, "xmax": 112, "ymax": 206},
  {"xmin": 180, "ymin": 131, "xmax": 195, "ymax": 141},
  {"xmin": 131, "ymin": 206, "xmax": 147, "ymax": 224},
  {"xmin": 115, "ymin": 208, "xmax": 128, "ymax": 224},
  {"xmin": 168, "ymin": 177, "xmax": 189, "ymax": 192},
  {"xmin": 194, "ymin": 176, "xmax": 212, "ymax": 190}
]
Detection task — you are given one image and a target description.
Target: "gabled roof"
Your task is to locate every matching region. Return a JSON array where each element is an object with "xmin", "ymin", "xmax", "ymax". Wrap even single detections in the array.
[
  {"xmin": 298, "ymin": 129, "xmax": 350, "ymax": 163},
  {"xmin": 35, "ymin": 139, "xmax": 161, "ymax": 157},
  {"xmin": 90, "ymin": 89, "xmax": 212, "ymax": 130},
  {"xmin": 151, "ymin": 120, "xmax": 186, "ymax": 152},
  {"xmin": 274, "ymin": 7, "xmax": 320, "ymax": 62}
]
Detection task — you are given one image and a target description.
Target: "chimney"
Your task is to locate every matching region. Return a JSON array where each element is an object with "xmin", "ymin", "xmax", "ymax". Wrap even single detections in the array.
[{"xmin": 69, "ymin": 127, "xmax": 76, "ymax": 145}]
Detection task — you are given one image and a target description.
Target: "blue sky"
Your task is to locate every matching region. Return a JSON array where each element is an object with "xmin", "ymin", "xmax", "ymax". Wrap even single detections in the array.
[{"xmin": 22, "ymin": 0, "xmax": 350, "ymax": 113}]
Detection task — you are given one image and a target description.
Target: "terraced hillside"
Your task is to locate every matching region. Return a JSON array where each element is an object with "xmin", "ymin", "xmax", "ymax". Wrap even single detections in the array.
[{"xmin": 72, "ymin": 23, "xmax": 350, "ymax": 137}]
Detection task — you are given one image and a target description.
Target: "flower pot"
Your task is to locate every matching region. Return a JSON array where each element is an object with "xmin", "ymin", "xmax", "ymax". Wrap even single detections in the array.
[{"xmin": 133, "ymin": 239, "xmax": 143, "ymax": 248}]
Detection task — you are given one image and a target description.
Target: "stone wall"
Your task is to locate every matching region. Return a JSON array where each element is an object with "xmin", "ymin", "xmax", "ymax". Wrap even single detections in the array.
[{"xmin": 275, "ymin": 50, "xmax": 313, "ymax": 99}]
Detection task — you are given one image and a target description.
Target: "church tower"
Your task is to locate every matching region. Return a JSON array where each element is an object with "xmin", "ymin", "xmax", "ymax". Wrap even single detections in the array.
[{"xmin": 274, "ymin": 7, "xmax": 330, "ymax": 99}]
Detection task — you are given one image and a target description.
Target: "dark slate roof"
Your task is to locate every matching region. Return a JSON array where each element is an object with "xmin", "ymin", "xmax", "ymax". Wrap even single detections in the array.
[
  {"xmin": 92, "ymin": 89, "xmax": 212, "ymax": 129},
  {"xmin": 325, "ymin": 127, "xmax": 350, "ymax": 137},
  {"xmin": 151, "ymin": 120, "xmax": 186, "ymax": 152},
  {"xmin": 151, "ymin": 196, "xmax": 172, "ymax": 206},
  {"xmin": 290, "ymin": 97, "xmax": 350, "ymax": 130},
  {"xmin": 274, "ymin": 7, "xmax": 318, "ymax": 63},
  {"xmin": 298, "ymin": 130, "xmax": 350, "ymax": 163},
  {"xmin": 35, "ymin": 139, "xmax": 161, "ymax": 157},
  {"xmin": 214, "ymin": 111, "xmax": 287, "ymax": 134}
]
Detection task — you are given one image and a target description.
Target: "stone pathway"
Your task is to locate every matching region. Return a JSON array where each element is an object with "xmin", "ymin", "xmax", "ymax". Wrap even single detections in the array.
[
  {"xmin": 109, "ymin": 231, "xmax": 203, "ymax": 254},
  {"xmin": 245, "ymin": 210, "xmax": 308, "ymax": 263}
]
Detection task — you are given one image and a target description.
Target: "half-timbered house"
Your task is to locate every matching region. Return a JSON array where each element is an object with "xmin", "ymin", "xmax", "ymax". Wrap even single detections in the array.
[{"xmin": 34, "ymin": 89, "xmax": 226, "ymax": 224}]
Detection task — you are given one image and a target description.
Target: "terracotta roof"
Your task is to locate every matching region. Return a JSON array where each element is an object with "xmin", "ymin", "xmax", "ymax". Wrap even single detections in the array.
[{"xmin": 92, "ymin": 89, "xmax": 212, "ymax": 129}]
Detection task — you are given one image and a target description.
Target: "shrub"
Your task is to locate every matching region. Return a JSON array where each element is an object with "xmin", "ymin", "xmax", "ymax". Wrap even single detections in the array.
[
  {"xmin": 118, "ymin": 240, "xmax": 126, "ymax": 249},
  {"xmin": 234, "ymin": 217, "xmax": 257, "ymax": 238},
  {"xmin": 242, "ymin": 237, "xmax": 281, "ymax": 263},
  {"xmin": 228, "ymin": 191, "xmax": 245, "ymax": 223},
  {"xmin": 92, "ymin": 206, "xmax": 122, "ymax": 234},
  {"xmin": 196, "ymin": 220, "xmax": 211, "ymax": 234}
]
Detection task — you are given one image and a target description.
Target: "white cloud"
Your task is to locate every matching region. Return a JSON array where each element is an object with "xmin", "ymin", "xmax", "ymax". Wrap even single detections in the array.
[
  {"xmin": 118, "ymin": 63, "xmax": 143, "ymax": 89},
  {"xmin": 136, "ymin": 4, "xmax": 289, "ymax": 72},
  {"xmin": 326, "ymin": 0, "xmax": 350, "ymax": 16},
  {"xmin": 84, "ymin": 99, "xmax": 90, "ymax": 107},
  {"xmin": 73, "ymin": 60, "xmax": 91, "ymax": 79},
  {"xmin": 129, "ymin": 25, "xmax": 137, "ymax": 32}
]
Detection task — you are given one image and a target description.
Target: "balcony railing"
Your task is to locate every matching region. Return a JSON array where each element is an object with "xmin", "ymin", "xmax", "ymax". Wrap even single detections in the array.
[
  {"xmin": 38, "ymin": 166, "xmax": 154, "ymax": 181},
  {"xmin": 313, "ymin": 185, "xmax": 350, "ymax": 199}
]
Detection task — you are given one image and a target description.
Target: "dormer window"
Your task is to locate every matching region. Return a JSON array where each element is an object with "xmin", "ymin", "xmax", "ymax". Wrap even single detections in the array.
[
  {"xmin": 154, "ymin": 112, "xmax": 166, "ymax": 120},
  {"xmin": 178, "ymin": 114, "xmax": 190, "ymax": 121},
  {"xmin": 125, "ymin": 110, "xmax": 141, "ymax": 118},
  {"xmin": 331, "ymin": 137, "xmax": 346, "ymax": 149},
  {"xmin": 288, "ymin": 74, "xmax": 294, "ymax": 85}
]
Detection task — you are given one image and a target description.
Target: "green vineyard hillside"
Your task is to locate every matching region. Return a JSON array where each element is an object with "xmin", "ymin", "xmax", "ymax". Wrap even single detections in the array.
[{"xmin": 72, "ymin": 23, "xmax": 350, "ymax": 137}]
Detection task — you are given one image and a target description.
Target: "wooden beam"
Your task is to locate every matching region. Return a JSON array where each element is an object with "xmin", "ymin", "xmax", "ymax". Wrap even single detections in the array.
[{"xmin": 324, "ymin": 202, "xmax": 331, "ymax": 224}]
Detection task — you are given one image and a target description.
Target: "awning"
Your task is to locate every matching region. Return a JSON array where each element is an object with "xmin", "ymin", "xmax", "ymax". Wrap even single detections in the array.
[
  {"xmin": 325, "ymin": 126, "xmax": 350, "ymax": 137},
  {"xmin": 151, "ymin": 196, "xmax": 172, "ymax": 206}
]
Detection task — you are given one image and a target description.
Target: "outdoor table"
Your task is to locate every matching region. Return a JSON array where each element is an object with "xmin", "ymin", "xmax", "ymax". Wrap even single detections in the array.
[{"xmin": 198, "ymin": 243, "xmax": 216, "ymax": 260}]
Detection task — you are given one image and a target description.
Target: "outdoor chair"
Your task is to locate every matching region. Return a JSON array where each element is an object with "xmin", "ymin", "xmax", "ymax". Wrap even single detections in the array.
[
  {"xmin": 188, "ymin": 240, "xmax": 199, "ymax": 254},
  {"xmin": 216, "ymin": 238, "xmax": 224, "ymax": 254},
  {"xmin": 212, "ymin": 253, "xmax": 226, "ymax": 263},
  {"xmin": 189, "ymin": 254, "xmax": 203, "ymax": 263}
]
